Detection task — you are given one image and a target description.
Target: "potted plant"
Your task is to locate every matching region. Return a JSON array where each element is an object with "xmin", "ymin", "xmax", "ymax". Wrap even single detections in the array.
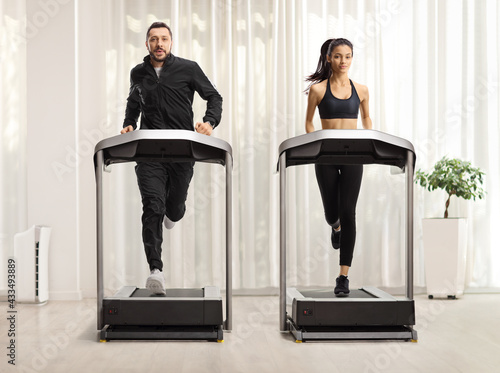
[{"xmin": 415, "ymin": 157, "xmax": 485, "ymax": 299}]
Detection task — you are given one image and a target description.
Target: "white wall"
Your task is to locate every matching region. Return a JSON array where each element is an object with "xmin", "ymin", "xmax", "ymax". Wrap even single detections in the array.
[
  {"xmin": 26, "ymin": 0, "xmax": 81, "ymax": 300},
  {"xmin": 77, "ymin": 0, "xmax": 108, "ymax": 298}
]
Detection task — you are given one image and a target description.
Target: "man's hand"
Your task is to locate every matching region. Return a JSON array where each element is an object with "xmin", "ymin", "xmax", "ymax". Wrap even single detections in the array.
[
  {"xmin": 121, "ymin": 125, "xmax": 134, "ymax": 134},
  {"xmin": 195, "ymin": 121, "xmax": 213, "ymax": 136}
]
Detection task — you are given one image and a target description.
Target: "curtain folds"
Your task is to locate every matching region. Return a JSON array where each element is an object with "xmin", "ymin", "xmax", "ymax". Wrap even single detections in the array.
[
  {"xmin": 3, "ymin": 1, "xmax": 497, "ymax": 295},
  {"xmin": 94, "ymin": 0, "xmax": 499, "ymax": 294},
  {"xmin": 0, "ymin": 2, "xmax": 27, "ymax": 292}
]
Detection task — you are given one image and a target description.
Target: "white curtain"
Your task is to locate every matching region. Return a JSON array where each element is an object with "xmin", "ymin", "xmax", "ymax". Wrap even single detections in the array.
[
  {"xmin": 85, "ymin": 0, "xmax": 499, "ymax": 294},
  {"xmin": 0, "ymin": 2, "xmax": 27, "ymax": 292}
]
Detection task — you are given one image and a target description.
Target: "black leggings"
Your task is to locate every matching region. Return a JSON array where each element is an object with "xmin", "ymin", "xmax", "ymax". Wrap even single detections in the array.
[
  {"xmin": 135, "ymin": 161, "xmax": 194, "ymax": 271},
  {"xmin": 315, "ymin": 164, "xmax": 363, "ymax": 267}
]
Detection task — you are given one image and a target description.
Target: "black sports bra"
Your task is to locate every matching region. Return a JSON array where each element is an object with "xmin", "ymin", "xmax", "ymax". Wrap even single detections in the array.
[{"xmin": 317, "ymin": 79, "xmax": 360, "ymax": 119}]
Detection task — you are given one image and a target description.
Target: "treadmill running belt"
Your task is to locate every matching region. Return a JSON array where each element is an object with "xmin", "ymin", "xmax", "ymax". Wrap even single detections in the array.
[
  {"xmin": 299, "ymin": 289, "xmax": 376, "ymax": 299},
  {"xmin": 131, "ymin": 288, "xmax": 204, "ymax": 297}
]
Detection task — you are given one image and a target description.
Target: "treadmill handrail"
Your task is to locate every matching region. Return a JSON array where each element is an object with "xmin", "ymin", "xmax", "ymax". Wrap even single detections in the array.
[
  {"xmin": 278, "ymin": 130, "xmax": 416, "ymax": 332},
  {"xmin": 93, "ymin": 129, "xmax": 232, "ymax": 168},
  {"xmin": 95, "ymin": 128, "xmax": 233, "ymax": 332},
  {"xmin": 278, "ymin": 129, "xmax": 415, "ymax": 170}
]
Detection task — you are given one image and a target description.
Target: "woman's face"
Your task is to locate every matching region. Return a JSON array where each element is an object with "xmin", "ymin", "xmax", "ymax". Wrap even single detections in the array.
[{"xmin": 327, "ymin": 44, "xmax": 353, "ymax": 74}]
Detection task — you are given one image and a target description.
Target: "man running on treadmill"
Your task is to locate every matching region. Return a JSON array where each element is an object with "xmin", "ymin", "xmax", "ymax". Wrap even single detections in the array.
[{"xmin": 121, "ymin": 21, "xmax": 223, "ymax": 294}]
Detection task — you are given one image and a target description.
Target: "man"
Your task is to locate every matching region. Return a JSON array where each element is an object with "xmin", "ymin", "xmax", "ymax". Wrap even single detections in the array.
[{"xmin": 121, "ymin": 21, "xmax": 223, "ymax": 294}]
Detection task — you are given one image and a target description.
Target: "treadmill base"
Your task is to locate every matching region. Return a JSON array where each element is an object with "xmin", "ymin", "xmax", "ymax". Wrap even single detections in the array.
[
  {"xmin": 100, "ymin": 324, "xmax": 223, "ymax": 342},
  {"xmin": 288, "ymin": 318, "xmax": 417, "ymax": 342}
]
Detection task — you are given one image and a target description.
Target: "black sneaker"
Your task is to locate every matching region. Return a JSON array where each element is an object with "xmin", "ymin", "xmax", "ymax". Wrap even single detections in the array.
[
  {"xmin": 331, "ymin": 227, "xmax": 341, "ymax": 249},
  {"xmin": 334, "ymin": 275, "xmax": 350, "ymax": 296}
]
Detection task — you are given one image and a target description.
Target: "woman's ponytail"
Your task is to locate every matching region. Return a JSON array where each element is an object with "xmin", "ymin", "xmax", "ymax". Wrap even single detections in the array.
[{"xmin": 305, "ymin": 39, "xmax": 333, "ymax": 87}]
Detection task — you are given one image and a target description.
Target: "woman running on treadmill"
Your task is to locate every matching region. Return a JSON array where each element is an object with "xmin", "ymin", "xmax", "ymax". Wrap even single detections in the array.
[{"xmin": 304, "ymin": 38, "xmax": 372, "ymax": 296}]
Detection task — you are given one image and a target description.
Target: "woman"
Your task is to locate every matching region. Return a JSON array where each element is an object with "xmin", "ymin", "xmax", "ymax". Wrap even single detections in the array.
[{"xmin": 305, "ymin": 38, "xmax": 372, "ymax": 296}]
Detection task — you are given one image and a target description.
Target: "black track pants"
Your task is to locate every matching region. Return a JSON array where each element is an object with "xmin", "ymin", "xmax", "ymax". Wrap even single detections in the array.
[
  {"xmin": 314, "ymin": 164, "xmax": 363, "ymax": 267},
  {"xmin": 135, "ymin": 162, "xmax": 194, "ymax": 271}
]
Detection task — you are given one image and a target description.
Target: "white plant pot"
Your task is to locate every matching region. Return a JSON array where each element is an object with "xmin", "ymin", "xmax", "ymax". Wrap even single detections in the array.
[{"xmin": 422, "ymin": 218, "xmax": 467, "ymax": 299}]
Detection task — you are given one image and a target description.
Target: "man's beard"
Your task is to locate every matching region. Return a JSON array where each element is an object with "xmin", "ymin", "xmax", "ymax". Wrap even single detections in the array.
[{"xmin": 149, "ymin": 48, "xmax": 170, "ymax": 63}]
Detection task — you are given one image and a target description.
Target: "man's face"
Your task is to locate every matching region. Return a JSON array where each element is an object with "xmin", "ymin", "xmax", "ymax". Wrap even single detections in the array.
[{"xmin": 146, "ymin": 27, "xmax": 172, "ymax": 64}]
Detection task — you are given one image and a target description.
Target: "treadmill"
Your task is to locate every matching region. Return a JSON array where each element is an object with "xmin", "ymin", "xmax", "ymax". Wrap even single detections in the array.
[
  {"xmin": 278, "ymin": 129, "xmax": 418, "ymax": 342},
  {"xmin": 94, "ymin": 130, "xmax": 232, "ymax": 341}
]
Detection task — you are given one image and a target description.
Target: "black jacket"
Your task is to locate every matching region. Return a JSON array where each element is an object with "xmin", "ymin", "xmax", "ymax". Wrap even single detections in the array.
[{"xmin": 123, "ymin": 54, "xmax": 223, "ymax": 130}]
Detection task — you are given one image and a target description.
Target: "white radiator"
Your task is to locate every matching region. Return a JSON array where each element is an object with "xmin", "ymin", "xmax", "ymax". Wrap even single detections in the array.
[{"xmin": 14, "ymin": 225, "xmax": 51, "ymax": 304}]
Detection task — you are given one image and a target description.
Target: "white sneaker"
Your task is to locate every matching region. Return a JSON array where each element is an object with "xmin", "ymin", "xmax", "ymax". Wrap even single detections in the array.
[
  {"xmin": 163, "ymin": 216, "xmax": 175, "ymax": 230},
  {"xmin": 146, "ymin": 269, "xmax": 166, "ymax": 295}
]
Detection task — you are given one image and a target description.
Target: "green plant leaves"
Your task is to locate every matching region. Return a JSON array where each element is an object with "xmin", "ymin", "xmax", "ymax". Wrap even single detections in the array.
[{"xmin": 415, "ymin": 156, "xmax": 486, "ymax": 218}]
